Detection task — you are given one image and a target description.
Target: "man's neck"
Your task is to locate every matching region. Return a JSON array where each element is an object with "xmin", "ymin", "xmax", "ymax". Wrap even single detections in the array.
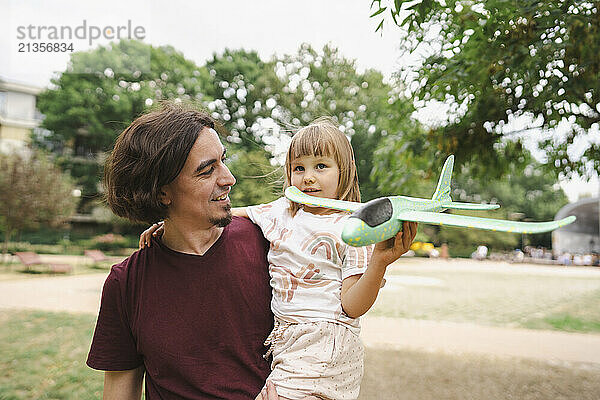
[{"xmin": 160, "ymin": 218, "xmax": 224, "ymax": 256}]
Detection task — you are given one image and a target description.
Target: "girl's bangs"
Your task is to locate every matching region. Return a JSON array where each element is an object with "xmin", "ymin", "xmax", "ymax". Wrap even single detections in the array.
[{"xmin": 289, "ymin": 127, "xmax": 337, "ymax": 160}]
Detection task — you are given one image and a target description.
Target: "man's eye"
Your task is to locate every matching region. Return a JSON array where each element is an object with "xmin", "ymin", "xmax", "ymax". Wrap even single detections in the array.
[{"xmin": 199, "ymin": 167, "xmax": 215, "ymax": 176}]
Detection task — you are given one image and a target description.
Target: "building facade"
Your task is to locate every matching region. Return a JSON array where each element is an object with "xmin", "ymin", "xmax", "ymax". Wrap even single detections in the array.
[{"xmin": 0, "ymin": 77, "xmax": 43, "ymax": 153}]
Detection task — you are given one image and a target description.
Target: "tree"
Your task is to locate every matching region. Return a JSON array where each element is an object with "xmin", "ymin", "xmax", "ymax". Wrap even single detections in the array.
[
  {"xmin": 369, "ymin": 0, "xmax": 600, "ymax": 179},
  {"xmin": 226, "ymin": 149, "xmax": 280, "ymax": 206},
  {"xmin": 0, "ymin": 152, "xmax": 77, "ymax": 259},
  {"xmin": 36, "ymin": 40, "xmax": 211, "ymax": 207},
  {"xmin": 257, "ymin": 44, "xmax": 420, "ymax": 200},
  {"xmin": 37, "ymin": 41, "xmax": 423, "ymax": 212},
  {"xmin": 203, "ymin": 49, "xmax": 280, "ymax": 152}
]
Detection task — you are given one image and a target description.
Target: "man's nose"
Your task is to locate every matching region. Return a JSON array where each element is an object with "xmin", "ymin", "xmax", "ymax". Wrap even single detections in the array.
[{"xmin": 218, "ymin": 164, "xmax": 236, "ymax": 187}]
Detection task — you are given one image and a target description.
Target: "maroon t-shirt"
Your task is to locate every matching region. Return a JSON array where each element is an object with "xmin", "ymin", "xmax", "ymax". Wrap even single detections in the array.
[{"xmin": 87, "ymin": 217, "xmax": 273, "ymax": 399}]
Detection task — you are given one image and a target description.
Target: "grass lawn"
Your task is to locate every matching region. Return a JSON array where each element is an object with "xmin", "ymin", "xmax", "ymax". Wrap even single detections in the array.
[
  {"xmin": 0, "ymin": 310, "xmax": 103, "ymax": 399},
  {"xmin": 373, "ymin": 260, "xmax": 600, "ymax": 333}
]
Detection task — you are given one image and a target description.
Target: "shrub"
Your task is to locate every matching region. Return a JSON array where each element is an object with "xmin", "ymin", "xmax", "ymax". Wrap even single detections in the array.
[{"xmin": 89, "ymin": 233, "xmax": 128, "ymax": 252}]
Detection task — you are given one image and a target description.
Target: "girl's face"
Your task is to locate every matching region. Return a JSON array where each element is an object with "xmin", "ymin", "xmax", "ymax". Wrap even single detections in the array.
[{"xmin": 290, "ymin": 154, "xmax": 339, "ymax": 213}]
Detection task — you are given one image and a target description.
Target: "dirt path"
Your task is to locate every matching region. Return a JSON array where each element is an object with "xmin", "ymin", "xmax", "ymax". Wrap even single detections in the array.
[
  {"xmin": 360, "ymin": 316, "xmax": 600, "ymax": 365},
  {"xmin": 1, "ymin": 268, "xmax": 599, "ymax": 365}
]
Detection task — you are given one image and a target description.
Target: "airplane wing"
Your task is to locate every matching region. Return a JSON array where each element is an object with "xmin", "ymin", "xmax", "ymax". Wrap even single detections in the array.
[
  {"xmin": 284, "ymin": 186, "xmax": 363, "ymax": 213},
  {"xmin": 396, "ymin": 210, "xmax": 576, "ymax": 234},
  {"xmin": 441, "ymin": 201, "xmax": 500, "ymax": 211}
]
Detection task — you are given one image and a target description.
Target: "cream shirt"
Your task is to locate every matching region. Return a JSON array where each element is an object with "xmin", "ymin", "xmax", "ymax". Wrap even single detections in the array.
[{"xmin": 247, "ymin": 197, "xmax": 373, "ymax": 333}]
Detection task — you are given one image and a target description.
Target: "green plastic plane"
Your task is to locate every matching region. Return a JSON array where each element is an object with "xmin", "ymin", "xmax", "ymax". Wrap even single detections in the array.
[{"xmin": 285, "ymin": 155, "xmax": 576, "ymax": 247}]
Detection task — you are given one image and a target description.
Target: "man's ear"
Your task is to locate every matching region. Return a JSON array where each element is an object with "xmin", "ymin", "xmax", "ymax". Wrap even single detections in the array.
[{"xmin": 159, "ymin": 185, "xmax": 172, "ymax": 206}]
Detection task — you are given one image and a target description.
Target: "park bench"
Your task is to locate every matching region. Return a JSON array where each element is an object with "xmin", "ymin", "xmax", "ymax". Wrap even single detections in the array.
[
  {"xmin": 84, "ymin": 249, "xmax": 109, "ymax": 263},
  {"xmin": 14, "ymin": 251, "xmax": 73, "ymax": 274}
]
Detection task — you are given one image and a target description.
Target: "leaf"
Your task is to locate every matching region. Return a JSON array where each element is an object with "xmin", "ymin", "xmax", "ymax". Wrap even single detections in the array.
[
  {"xmin": 370, "ymin": 7, "xmax": 388, "ymax": 18},
  {"xmin": 394, "ymin": 0, "xmax": 403, "ymax": 13}
]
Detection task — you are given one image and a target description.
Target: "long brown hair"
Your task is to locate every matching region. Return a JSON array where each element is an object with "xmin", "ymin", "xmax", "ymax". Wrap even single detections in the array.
[
  {"xmin": 284, "ymin": 117, "xmax": 361, "ymax": 216},
  {"xmin": 104, "ymin": 102, "xmax": 215, "ymax": 224}
]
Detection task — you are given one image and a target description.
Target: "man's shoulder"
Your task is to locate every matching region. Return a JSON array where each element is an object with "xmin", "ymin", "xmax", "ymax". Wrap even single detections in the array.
[
  {"xmin": 224, "ymin": 217, "xmax": 269, "ymax": 250},
  {"xmin": 104, "ymin": 249, "xmax": 146, "ymax": 282},
  {"xmin": 227, "ymin": 216, "xmax": 264, "ymax": 236}
]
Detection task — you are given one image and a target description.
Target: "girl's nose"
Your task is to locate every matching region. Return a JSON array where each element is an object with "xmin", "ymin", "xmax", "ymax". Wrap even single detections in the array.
[{"xmin": 303, "ymin": 174, "xmax": 315, "ymax": 184}]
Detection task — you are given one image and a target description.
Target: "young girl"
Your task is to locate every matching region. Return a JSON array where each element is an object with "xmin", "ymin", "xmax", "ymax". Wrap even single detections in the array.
[{"xmin": 140, "ymin": 118, "xmax": 417, "ymax": 400}]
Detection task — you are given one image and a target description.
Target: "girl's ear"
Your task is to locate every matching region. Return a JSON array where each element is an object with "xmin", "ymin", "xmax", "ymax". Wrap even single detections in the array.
[{"xmin": 159, "ymin": 185, "xmax": 172, "ymax": 206}]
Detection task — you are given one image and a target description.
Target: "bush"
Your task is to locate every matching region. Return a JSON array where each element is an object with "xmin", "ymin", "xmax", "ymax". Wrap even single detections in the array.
[
  {"xmin": 5, "ymin": 241, "xmax": 72, "ymax": 255},
  {"xmin": 88, "ymin": 234, "xmax": 129, "ymax": 252}
]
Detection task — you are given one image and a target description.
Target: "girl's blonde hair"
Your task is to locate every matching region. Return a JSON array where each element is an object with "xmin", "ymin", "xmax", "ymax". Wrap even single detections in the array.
[{"xmin": 284, "ymin": 117, "xmax": 361, "ymax": 216}]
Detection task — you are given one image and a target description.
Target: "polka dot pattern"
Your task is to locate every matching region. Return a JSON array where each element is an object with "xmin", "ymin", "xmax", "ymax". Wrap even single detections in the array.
[{"xmin": 265, "ymin": 319, "xmax": 364, "ymax": 400}]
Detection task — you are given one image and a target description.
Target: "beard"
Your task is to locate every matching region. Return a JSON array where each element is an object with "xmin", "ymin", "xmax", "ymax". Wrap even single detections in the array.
[{"xmin": 209, "ymin": 204, "xmax": 232, "ymax": 227}]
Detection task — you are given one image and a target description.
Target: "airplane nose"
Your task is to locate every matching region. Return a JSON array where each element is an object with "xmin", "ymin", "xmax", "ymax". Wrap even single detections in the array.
[
  {"xmin": 342, "ymin": 217, "xmax": 367, "ymax": 246},
  {"xmin": 351, "ymin": 197, "xmax": 393, "ymax": 227}
]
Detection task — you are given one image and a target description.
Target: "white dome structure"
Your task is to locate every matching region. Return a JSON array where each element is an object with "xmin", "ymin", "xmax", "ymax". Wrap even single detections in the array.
[{"xmin": 552, "ymin": 197, "xmax": 599, "ymax": 253}]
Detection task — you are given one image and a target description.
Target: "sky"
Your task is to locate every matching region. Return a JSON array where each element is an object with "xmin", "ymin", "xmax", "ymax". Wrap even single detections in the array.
[{"xmin": 1, "ymin": 0, "xmax": 597, "ymax": 202}]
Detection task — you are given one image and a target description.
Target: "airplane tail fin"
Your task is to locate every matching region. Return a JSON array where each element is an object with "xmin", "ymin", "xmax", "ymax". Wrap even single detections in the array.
[{"xmin": 432, "ymin": 155, "xmax": 454, "ymax": 202}]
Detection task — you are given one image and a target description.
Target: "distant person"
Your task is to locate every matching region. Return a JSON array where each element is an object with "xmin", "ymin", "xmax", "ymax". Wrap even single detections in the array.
[
  {"xmin": 440, "ymin": 243, "xmax": 450, "ymax": 260},
  {"xmin": 471, "ymin": 245, "xmax": 488, "ymax": 260},
  {"xmin": 140, "ymin": 117, "xmax": 417, "ymax": 399},
  {"xmin": 513, "ymin": 249, "xmax": 525, "ymax": 262}
]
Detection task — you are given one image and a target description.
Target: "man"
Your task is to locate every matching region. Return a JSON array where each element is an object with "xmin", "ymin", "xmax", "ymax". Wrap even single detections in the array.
[
  {"xmin": 87, "ymin": 103, "xmax": 273, "ymax": 399},
  {"xmin": 88, "ymin": 103, "xmax": 416, "ymax": 399}
]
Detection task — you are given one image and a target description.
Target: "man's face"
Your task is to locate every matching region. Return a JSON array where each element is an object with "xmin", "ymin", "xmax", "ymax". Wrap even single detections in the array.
[{"xmin": 161, "ymin": 128, "xmax": 236, "ymax": 228}]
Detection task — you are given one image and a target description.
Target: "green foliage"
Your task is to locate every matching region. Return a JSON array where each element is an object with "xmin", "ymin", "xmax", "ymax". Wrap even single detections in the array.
[
  {"xmin": 370, "ymin": 0, "xmax": 600, "ymax": 179},
  {"xmin": 36, "ymin": 40, "xmax": 210, "ymax": 201},
  {"xmin": 226, "ymin": 148, "xmax": 281, "ymax": 207},
  {"xmin": 2, "ymin": 241, "xmax": 73, "ymax": 255},
  {"xmin": 203, "ymin": 49, "xmax": 278, "ymax": 149},
  {"xmin": 260, "ymin": 44, "xmax": 418, "ymax": 200},
  {"xmin": 448, "ymin": 152, "xmax": 569, "ymax": 248},
  {"xmin": 0, "ymin": 151, "xmax": 77, "ymax": 257},
  {"xmin": 36, "ymin": 41, "xmax": 421, "ymax": 208},
  {"xmin": 87, "ymin": 233, "xmax": 129, "ymax": 252}
]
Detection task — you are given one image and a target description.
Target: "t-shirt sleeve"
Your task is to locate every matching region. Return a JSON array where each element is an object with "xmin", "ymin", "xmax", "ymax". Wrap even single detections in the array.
[
  {"xmin": 86, "ymin": 266, "xmax": 143, "ymax": 371},
  {"xmin": 341, "ymin": 244, "xmax": 374, "ymax": 280},
  {"xmin": 246, "ymin": 197, "xmax": 289, "ymax": 231}
]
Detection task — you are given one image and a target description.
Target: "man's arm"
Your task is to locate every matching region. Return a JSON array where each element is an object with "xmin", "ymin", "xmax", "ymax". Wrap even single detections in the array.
[{"xmin": 103, "ymin": 366, "xmax": 145, "ymax": 400}]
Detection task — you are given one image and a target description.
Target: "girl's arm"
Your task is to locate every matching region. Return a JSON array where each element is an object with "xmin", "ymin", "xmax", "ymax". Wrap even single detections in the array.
[
  {"xmin": 231, "ymin": 207, "xmax": 248, "ymax": 218},
  {"xmin": 139, "ymin": 208, "xmax": 251, "ymax": 249},
  {"xmin": 341, "ymin": 221, "xmax": 417, "ymax": 319}
]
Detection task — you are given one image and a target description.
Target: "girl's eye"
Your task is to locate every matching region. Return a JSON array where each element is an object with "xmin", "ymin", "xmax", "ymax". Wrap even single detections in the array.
[
  {"xmin": 294, "ymin": 166, "xmax": 304, "ymax": 172},
  {"xmin": 316, "ymin": 163, "xmax": 327, "ymax": 169}
]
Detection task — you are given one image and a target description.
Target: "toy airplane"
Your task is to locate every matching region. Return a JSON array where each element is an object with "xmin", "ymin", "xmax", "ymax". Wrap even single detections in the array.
[{"xmin": 285, "ymin": 155, "xmax": 576, "ymax": 247}]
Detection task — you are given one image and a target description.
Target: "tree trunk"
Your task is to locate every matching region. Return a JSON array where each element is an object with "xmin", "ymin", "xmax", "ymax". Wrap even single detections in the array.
[{"xmin": 2, "ymin": 228, "xmax": 12, "ymax": 264}]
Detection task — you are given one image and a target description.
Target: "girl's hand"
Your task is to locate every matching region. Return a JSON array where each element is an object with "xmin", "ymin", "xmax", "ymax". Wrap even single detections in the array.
[
  {"xmin": 371, "ymin": 221, "xmax": 418, "ymax": 267},
  {"xmin": 138, "ymin": 221, "xmax": 164, "ymax": 249},
  {"xmin": 256, "ymin": 381, "xmax": 320, "ymax": 400}
]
